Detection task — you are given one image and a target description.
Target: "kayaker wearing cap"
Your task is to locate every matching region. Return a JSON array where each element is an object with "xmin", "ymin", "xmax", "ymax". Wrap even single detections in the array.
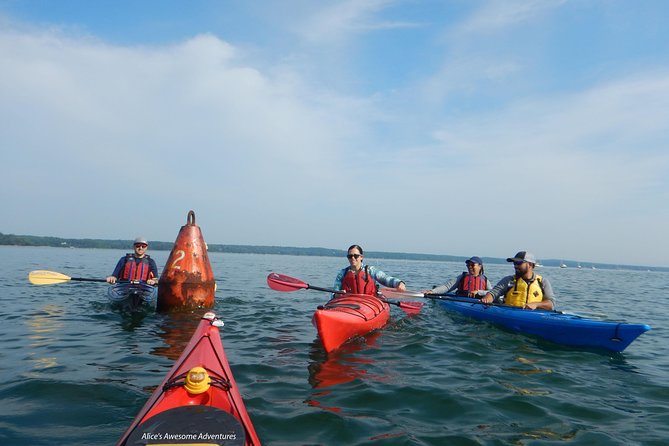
[
  {"xmin": 333, "ymin": 244, "xmax": 406, "ymax": 296},
  {"xmin": 481, "ymin": 251, "xmax": 555, "ymax": 310},
  {"xmin": 424, "ymin": 256, "xmax": 492, "ymax": 297},
  {"xmin": 106, "ymin": 237, "xmax": 159, "ymax": 286}
]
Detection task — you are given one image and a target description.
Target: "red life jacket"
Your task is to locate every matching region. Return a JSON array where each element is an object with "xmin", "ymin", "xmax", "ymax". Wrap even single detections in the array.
[
  {"xmin": 457, "ymin": 273, "xmax": 487, "ymax": 296},
  {"xmin": 120, "ymin": 254, "xmax": 154, "ymax": 282},
  {"xmin": 341, "ymin": 266, "xmax": 377, "ymax": 296}
]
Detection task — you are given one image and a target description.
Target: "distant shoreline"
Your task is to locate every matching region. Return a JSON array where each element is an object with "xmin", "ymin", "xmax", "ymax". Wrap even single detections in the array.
[{"xmin": 1, "ymin": 232, "xmax": 666, "ymax": 272}]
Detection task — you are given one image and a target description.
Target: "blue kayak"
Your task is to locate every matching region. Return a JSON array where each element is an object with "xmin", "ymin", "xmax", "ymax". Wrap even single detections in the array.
[
  {"xmin": 435, "ymin": 297, "xmax": 650, "ymax": 352},
  {"xmin": 107, "ymin": 282, "xmax": 157, "ymax": 311}
]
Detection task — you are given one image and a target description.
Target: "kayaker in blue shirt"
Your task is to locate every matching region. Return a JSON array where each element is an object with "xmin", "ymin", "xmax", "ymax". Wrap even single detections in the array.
[
  {"xmin": 106, "ymin": 237, "xmax": 159, "ymax": 286},
  {"xmin": 482, "ymin": 251, "xmax": 555, "ymax": 310},
  {"xmin": 333, "ymin": 244, "xmax": 406, "ymax": 296},
  {"xmin": 424, "ymin": 256, "xmax": 492, "ymax": 297}
]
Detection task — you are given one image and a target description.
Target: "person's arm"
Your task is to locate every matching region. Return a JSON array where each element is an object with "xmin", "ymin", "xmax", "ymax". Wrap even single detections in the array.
[
  {"xmin": 426, "ymin": 276, "xmax": 459, "ymax": 294},
  {"xmin": 332, "ymin": 267, "xmax": 347, "ymax": 293},
  {"xmin": 368, "ymin": 266, "xmax": 405, "ymax": 290},
  {"xmin": 149, "ymin": 259, "xmax": 158, "ymax": 278},
  {"xmin": 525, "ymin": 277, "xmax": 555, "ymax": 310},
  {"xmin": 481, "ymin": 276, "xmax": 511, "ymax": 304},
  {"xmin": 106, "ymin": 257, "xmax": 125, "ymax": 284},
  {"xmin": 147, "ymin": 259, "xmax": 159, "ymax": 285}
]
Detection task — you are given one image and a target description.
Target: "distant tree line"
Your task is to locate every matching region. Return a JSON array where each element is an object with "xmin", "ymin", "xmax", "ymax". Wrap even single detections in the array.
[
  {"xmin": 0, "ymin": 232, "xmax": 465, "ymax": 261},
  {"xmin": 1, "ymin": 232, "xmax": 665, "ymax": 272}
]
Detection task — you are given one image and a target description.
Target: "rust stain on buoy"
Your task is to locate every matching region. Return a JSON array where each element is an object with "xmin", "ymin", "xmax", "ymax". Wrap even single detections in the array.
[{"xmin": 157, "ymin": 210, "xmax": 216, "ymax": 312}]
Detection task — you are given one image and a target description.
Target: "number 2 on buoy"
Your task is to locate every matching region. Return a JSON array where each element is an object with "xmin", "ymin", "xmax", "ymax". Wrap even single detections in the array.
[{"xmin": 171, "ymin": 250, "xmax": 185, "ymax": 269}]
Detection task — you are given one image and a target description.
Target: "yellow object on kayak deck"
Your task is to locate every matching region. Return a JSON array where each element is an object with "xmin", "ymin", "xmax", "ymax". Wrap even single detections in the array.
[{"xmin": 185, "ymin": 367, "xmax": 211, "ymax": 395}]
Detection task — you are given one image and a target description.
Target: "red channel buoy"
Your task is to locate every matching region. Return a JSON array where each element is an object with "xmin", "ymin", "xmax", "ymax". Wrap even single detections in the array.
[{"xmin": 157, "ymin": 210, "xmax": 216, "ymax": 312}]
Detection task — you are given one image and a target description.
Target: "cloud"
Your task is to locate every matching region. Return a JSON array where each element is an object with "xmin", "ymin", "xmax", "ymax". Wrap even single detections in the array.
[
  {"xmin": 294, "ymin": 0, "xmax": 418, "ymax": 45},
  {"xmin": 0, "ymin": 24, "xmax": 370, "ymax": 242},
  {"xmin": 361, "ymin": 69, "xmax": 669, "ymax": 264},
  {"xmin": 455, "ymin": 0, "xmax": 568, "ymax": 35}
]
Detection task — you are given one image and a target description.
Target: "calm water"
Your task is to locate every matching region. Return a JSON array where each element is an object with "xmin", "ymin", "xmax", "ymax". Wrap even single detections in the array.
[{"xmin": 1, "ymin": 246, "xmax": 667, "ymax": 445}]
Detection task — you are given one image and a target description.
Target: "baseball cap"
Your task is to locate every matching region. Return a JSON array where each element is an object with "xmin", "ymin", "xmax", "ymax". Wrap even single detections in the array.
[
  {"xmin": 506, "ymin": 251, "xmax": 537, "ymax": 264},
  {"xmin": 465, "ymin": 256, "xmax": 483, "ymax": 265},
  {"xmin": 133, "ymin": 237, "xmax": 148, "ymax": 245}
]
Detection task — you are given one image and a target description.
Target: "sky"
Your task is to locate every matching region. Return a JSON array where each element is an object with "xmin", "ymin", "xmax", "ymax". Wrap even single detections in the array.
[{"xmin": 1, "ymin": 0, "xmax": 668, "ymax": 267}]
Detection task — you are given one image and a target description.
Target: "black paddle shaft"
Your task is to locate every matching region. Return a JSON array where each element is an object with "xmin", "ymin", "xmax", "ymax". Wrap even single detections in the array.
[
  {"xmin": 71, "ymin": 277, "xmax": 108, "ymax": 283},
  {"xmin": 308, "ymin": 284, "xmax": 344, "ymax": 294}
]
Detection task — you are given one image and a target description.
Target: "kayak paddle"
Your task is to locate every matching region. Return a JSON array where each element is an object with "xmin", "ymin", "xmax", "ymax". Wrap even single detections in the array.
[
  {"xmin": 380, "ymin": 287, "xmax": 489, "ymax": 302},
  {"xmin": 378, "ymin": 287, "xmax": 581, "ymax": 316},
  {"xmin": 266, "ymin": 272, "xmax": 338, "ymax": 294},
  {"xmin": 379, "ymin": 287, "xmax": 530, "ymax": 308},
  {"xmin": 267, "ymin": 272, "xmax": 423, "ymax": 314},
  {"xmin": 28, "ymin": 270, "xmax": 108, "ymax": 285}
]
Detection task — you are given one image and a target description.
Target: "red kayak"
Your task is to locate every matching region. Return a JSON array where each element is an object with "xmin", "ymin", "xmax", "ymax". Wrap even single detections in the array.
[
  {"xmin": 116, "ymin": 312, "xmax": 261, "ymax": 446},
  {"xmin": 312, "ymin": 294, "xmax": 390, "ymax": 352}
]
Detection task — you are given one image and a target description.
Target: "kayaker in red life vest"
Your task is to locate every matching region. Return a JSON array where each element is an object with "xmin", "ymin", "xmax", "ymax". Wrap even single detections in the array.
[
  {"xmin": 481, "ymin": 251, "xmax": 555, "ymax": 310},
  {"xmin": 106, "ymin": 237, "xmax": 159, "ymax": 286},
  {"xmin": 423, "ymin": 256, "xmax": 492, "ymax": 298},
  {"xmin": 333, "ymin": 244, "xmax": 406, "ymax": 296}
]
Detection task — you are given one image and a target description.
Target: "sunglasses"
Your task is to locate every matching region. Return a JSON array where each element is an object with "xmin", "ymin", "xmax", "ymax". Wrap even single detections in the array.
[
  {"xmin": 134, "ymin": 243, "xmax": 148, "ymax": 248},
  {"xmin": 346, "ymin": 254, "xmax": 362, "ymax": 259},
  {"xmin": 513, "ymin": 261, "xmax": 525, "ymax": 265}
]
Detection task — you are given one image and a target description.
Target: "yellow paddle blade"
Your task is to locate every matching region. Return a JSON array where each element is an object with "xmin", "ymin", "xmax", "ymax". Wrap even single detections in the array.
[{"xmin": 28, "ymin": 270, "xmax": 73, "ymax": 285}]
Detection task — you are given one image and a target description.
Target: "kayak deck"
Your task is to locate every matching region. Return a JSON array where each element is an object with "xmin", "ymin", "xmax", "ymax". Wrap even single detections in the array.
[
  {"xmin": 312, "ymin": 294, "xmax": 390, "ymax": 353},
  {"xmin": 436, "ymin": 297, "xmax": 650, "ymax": 353},
  {"xmin": 107, "ymin": 282, "xmax": 157, "ymax": 311},
  {"xmin": 116, "ymin": 312, "xmax": 260, "ymax": 446}
]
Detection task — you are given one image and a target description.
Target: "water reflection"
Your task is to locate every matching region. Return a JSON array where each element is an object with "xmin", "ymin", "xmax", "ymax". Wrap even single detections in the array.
[
  {"xmin": 150, "ymin": 311, "xmax": 205, "ymax": 361},
  {"xmin": 26, "ymin": 304, "xmax": 64, "ymax": 338},
  {"xmin": 117, "ymin": 311, "xmax": 154, "ymax": 331},
  {"xmin": 509, "ymin": 428, "xmax": 578, "ymax": 444},
  {"xmin": 305, "ymin": 332, "xmax": 385, "ymax": 413},
  {"xmin": 25, "ymin": 305, "xmax": 65, "ymax": 370},
  {"xmin": 88, "ymin": 298, "xmax": 155, "ymax": 332},
  {"xmin": 307, "ymin": 333, "xmax": 381, "ymax": 389},
  {"xmin": 606, "ymin": 354, "xmax": 640, "ymax": 373}
]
